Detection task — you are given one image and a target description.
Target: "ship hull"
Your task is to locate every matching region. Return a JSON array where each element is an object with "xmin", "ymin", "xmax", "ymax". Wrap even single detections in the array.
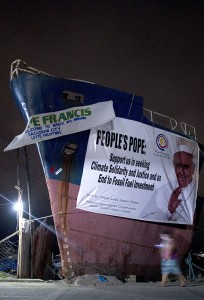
[
  {"xmin": 47, "ymin": 178, "xmax": 192, "ymax": 280},
  {"xmin": 10, "ymin": 66, "xmax": 193, "ymax": 281}
]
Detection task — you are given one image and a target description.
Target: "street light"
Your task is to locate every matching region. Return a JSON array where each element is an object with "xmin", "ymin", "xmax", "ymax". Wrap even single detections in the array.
[
  {"xmin": 14, "ymin": 185, "xmax": 23, "ymax": 228},
  {"xmin": 13, "ymin": 201, "xmax": 23, "ymax": 214},
  {"xmin": 13, "ymin": 201, "xmax": 23, "ymax": 210}
]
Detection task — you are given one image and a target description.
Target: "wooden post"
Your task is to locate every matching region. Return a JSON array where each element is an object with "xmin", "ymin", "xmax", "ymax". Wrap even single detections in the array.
[
  {"xmin": 16, "ymin": 149, "xmax": 31, "ymax": 278},
  {"xmin": 21, "ymin": 219, "xmax": 31, "ymax": 278},
  {"xmin": 24, "ymin": 146, "xmax": 33, "ymax": 278},
  {"xmin": 16, "ymin": 149, "xmax": 22, "ymax": 278}
]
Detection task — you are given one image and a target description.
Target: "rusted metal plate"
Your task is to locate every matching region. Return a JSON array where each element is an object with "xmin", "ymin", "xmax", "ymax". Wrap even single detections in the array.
[
  {"xmin": 32, "ymin": 219, "xmax": 53, "ymax": 279},
  {"xmin": 47, "ymin": 179, "xmax": 192, "ymax": 281}
]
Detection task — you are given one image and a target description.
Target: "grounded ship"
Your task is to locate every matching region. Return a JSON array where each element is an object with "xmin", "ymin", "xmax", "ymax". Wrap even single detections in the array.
[{"xmin": 9, "ymin": 59, "xmax": 201, "ymax": 281}]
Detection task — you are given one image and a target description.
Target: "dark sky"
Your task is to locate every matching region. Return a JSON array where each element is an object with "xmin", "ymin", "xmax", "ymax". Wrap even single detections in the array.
[{"xmin": 0, "ymin": 0, "xmax": 204, "ymax": 238}]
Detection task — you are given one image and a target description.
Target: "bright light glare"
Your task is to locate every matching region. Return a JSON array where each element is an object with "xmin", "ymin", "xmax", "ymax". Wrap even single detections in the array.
[{"xmin": 13, "ymin": 202, "xmax": 23, "ymax": 212}]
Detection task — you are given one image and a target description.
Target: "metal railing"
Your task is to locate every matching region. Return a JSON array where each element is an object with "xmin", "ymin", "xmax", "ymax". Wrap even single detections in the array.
[{"xmin": 143, "ymin": 108, "xmax": 196, "ymax": 141}]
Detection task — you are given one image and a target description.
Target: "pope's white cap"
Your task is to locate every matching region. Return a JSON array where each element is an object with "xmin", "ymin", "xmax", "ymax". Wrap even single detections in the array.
[{"xmin": 175, "ymin": 144, "xmax": 194, "ymax": 155}]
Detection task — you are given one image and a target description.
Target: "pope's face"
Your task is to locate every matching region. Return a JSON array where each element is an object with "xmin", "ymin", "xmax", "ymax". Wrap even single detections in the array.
[{"xmin": 173, "ymin": 151, "xmax": 194, "ymax": 188}]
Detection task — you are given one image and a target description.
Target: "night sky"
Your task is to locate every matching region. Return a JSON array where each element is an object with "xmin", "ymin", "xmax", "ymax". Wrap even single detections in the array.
[{"xmin": 0, "ymin": 0, "xmax": 204, "ymax": 239}]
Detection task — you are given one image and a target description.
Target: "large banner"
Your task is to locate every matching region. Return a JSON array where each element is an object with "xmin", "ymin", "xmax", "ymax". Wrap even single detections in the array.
[
  {"xmin": 77, "ymin": 117, "xmax": 199, "ymax": 225},
  {"xmin": 4, "ymin": 101, "xmax": 115, "ymax": 151}
]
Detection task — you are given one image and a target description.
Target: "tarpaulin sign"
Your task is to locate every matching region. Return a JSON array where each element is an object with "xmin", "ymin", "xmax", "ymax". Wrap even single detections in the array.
[
  {"xmin": 77, "ymin": 117, "xmax": 199, "ymax": 225},
  {"xmin": 4, "ymin": 101, "xmax": 115, "ymax": 151}
]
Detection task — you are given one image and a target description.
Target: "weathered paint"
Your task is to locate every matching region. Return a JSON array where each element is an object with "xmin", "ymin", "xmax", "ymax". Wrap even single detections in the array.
[{"xmin": 47, "ymin": 178, "xmax": 192, "ymax": 281}]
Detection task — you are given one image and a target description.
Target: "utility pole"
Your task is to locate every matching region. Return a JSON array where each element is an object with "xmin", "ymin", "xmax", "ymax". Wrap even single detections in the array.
[
  {"xmin": 24, "ymin": 146, "xmax": 33, "ymax": 278},
  {"xmin": 16, "ymin": 148, "xmax": 31, "ymax": 278},
  {"xmin": 16, "ymin": 149, "xmax": 23, "ymax": 278}
]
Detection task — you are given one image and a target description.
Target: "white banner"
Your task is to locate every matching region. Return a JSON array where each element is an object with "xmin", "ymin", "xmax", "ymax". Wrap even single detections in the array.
[
  {"xmin": 77, "ymin": 117, "xmax": 199, "ymax": 225},
  {"xmin": 4, "ymin": 101, "xmax": 115, "ymax": 151}
]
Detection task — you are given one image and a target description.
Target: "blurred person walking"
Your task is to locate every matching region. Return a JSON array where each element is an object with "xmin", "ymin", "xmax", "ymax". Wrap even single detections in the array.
[{"xmin": 156, "ymin": 231, "xmax": 186, "ymax": 287}]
